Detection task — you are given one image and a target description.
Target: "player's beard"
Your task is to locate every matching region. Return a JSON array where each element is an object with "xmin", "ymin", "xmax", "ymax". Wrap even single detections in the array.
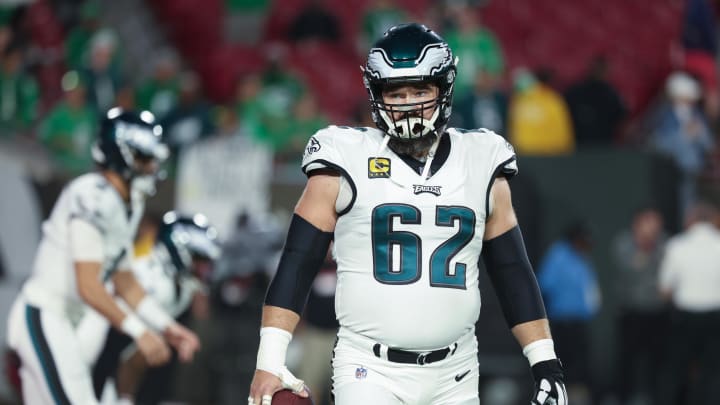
[{"xmin": 388, "ymin": 131, "xmax": 441, "ymax": 159}]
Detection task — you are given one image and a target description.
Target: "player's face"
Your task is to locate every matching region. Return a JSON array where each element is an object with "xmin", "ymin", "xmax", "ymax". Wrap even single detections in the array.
[
  {"xmin": 133, "ymin": 152, "xmax": 160, "ymax": 175},
  {"xmin": 382, "ymin": 83, "xmax": 439, "ymax": 122}
]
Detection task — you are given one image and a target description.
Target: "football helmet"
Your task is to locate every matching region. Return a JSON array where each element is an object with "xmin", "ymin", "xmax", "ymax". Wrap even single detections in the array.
[
  {"xmin": 92, "ymin": 107, "xmax": 169, "ymax": 195},
  {"xmin": 156, "ymin": 211, "xmax": 221, "ymax": 277},
  {"xmin": 363, "ymin": 23, "xmax": 457, "ymax": 142}
]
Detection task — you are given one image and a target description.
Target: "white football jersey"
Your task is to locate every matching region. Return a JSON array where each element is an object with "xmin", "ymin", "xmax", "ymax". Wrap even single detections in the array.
[
  {"xmin": 302, "ymin": 126, "xmax": 517, "ymax": 350},
  {"xmin": 22, "ymin": 173, "xmax": 145, "ymax": 317},
  {"xmin": 133, "ymin": 252, "xmax": 202, "ymax": 318}
]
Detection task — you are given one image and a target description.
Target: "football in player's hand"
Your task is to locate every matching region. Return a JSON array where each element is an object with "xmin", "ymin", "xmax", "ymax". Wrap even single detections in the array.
[{"xmin": 272, "ymin": 389, "xmax": 314, "ymax": 405}]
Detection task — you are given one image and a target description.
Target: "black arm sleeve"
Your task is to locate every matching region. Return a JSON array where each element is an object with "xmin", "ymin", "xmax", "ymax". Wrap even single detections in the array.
[
  {"xmin": 264, "ymin": 214, "xmax": 334, "ymax": 315},
  {"xmin": 481, "ymin": 225, "xmax": 546, "ymax": 327}
]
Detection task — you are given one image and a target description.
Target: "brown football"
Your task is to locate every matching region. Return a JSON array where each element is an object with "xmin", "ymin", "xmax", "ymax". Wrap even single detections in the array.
[{"xmin": 272, "ymin": 389, "xmax": 315, "ymax": 405}]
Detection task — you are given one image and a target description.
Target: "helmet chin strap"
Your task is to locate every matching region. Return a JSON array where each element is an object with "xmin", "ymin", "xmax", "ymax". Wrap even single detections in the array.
[{"xmin": 419, "ymin": 133, "xmax": 442, "ymax": 184}]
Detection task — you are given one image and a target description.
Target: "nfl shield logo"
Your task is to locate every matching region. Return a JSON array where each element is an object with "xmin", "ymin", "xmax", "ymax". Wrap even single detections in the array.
[{"xmin": 355, "ymin": 366, "xmax": 367, "ymax": 379}]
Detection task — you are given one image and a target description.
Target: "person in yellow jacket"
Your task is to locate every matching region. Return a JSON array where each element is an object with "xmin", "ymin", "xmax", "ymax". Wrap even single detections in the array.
[{"xmin": 509, "ymin": 68, "xmax": 575, "ymax": 155}]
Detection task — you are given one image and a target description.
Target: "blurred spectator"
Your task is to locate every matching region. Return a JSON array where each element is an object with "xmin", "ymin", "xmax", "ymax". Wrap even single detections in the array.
[
  {"xmin": 224, "ymin": 0, "xmax": 270, "ymax": 44},
  {"xmin": 648, "ymin": 72, "xmax": 714, "ymax": 215},
  {"xmin": 657, "ymin": 201, "xmax": 720, "ymax": 405},
  {"xmin": 565, "ymin": 56, "xmax": 627, "ymax": 147},
  {"xmin": 444, "ymin": 5, "xmax": 504, "ymax": 97},
  {"xmin": 681, "ymin": 0, "xmax": 717, "ymax": 56},
  {"xmin": 611, "ymin": 206, "xmax": 669, "ymax": 405},
  {"xmin": 294, "ymin": 248, "xmax": 338, "ymax": 405},
  {"xmin": 136, "ymin": 51, "xmax": 181, "ymax": 119},
  {"xmin": 235, "ymin": 58, "xmax": 307, "ymax": 153},
  {"xmin": 508, "ymin": 68, "xmax": 575, "ymax": 155},
  {"xmin": 79, "ymin": 29, "xmax": 123, "ymax": 113},
  {"xmin": 287, "ymin": 0, "xmax": 341, "ymax": 43},
  {"xmin": 451, "ymin": 68, "xmax": 507, "ymax": 133},
  {"xmin": 38, "ymin": 70, "xmax": 97, "ymax": 176},
  {"xmin": 537, "ymin": 222, "xmax": 600, "ymax": 404},
  {"xmin": 0, "ymin": 40, "xmax": 38, "ymax": 135},
  {"xmin": 0, "ymin": 25, "xmax": 11, "ymax": 55},
  {"xmin": 275, "ymin": 91, "xmax": 327, "ymax": 163},
  {"xmin": 234, "ymin": 73, "xmax": 266, "ymax": 140},
  {"xmin": 175, "ymin": 107, "xmax": 273, "ymax": 239},
  {"xmin": 259, "ymin": 52, "xmax": 304, "ymax": 118},
  {"xmin": 64, "ymin": 0, "xmax": 103, "ymax": 70},
  {"xmin": 160, "ymin": 72, "xmax": 215, "ymax": 155},
  {"xmin": 360, "ymin": 0, "xmax": 408, "ymax": 51}
]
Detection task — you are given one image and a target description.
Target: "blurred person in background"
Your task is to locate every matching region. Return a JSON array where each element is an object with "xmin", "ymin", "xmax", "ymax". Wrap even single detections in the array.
[
  {"xmin": 611, "ymin": 206, "xmax": 669, "ymax": 405},
  {"xmin": 64, "ymin": 0, "xmax": 104, "ymax": 70},
  {"xmin": 136, "ymin": 51, "xmax": 181, "ymax": 120},
  {"xmin": 656, "ymin": 201, "xmax": 720, "ymax": 405},
  {"xmin": 287, "ymin": 0, "xmax": 341, "ymax": 43},
  {"xmin": 78, "ymin": 211, "xmax": 221, "ymax": 404},
  {"xmin": 6, "ymin": 109, "xmax": 199, "ymax": 405},
  {"xmin": 537, "ymin": 222, "xmax": 600, "ymax": 405},
  {"xmin": 38, "ymin": 70, "xmax": 97, "ymax": 177},
  {"xmin": 223, "ymin": 0, "xmax": 270, "ymax": 45},
  {"xmin": 275, "ymin": 91, "xmax": 328, "ymax": 164},
  {"xmin": 293, "ymin": 247, "xmax": 338, "ymax": 405},
  {"xmin": 508, "ymin": 68, "xmax": 575, "ymax": 156},
  {"xmin": 175, "ymin": 106, "xmax": 273, "ymax": 239},
  {"xmin": 359, "ymin": 0, "xmax": 408, "ymax": 52},
  {"xmin": 648, "ymin": 72, "xmax": 714, "ymax": 216},
  {"xmin": 0, "ymin": 40, "xmax": 38, "ymax": 136},
  {"xmin": 564, "ymin": 56, "xmax": 627, "ymax": 148},
  {"xmin": 80, "ymin": 29, "xmax": 124, "ymax": 113},
  {"xmin": 451, "ymin": 68, "xmax": 508, "ymax": 134},
  {"xmin": 160, "ymin": 71, "xmax": 216, "ymax": 164},
  {"xmin": 444, "ymin": 4, "xmax": 504, "ymax": 97}
]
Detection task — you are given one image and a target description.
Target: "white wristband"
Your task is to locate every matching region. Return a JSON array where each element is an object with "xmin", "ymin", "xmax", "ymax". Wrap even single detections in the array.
[
  {"xmin": 120, "ymin": 313, "xmax": 147, "ymax": 339},
  {"xmin": 522, "ymin": 338, "xmax": 557, "ymax": 366},
  {"xmin": 136, "ymin": 297, "xmax": 174, "ymax": 331},
  {"xmin": 256, "ymin": 327, "xmax": 292, "ymax": 376}
]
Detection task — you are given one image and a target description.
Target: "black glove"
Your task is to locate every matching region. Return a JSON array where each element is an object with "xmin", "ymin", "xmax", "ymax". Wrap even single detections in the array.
[{"xmin": 530, "ymin": 359, "xmax": 567, "ymax": 405}]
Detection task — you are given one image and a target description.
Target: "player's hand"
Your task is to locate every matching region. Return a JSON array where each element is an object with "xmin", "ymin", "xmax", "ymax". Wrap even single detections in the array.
[
  {"xmin": 530, "ymin": 359, "xmax": 567, "ymax": 405},
  {"xmin": 163, "ymin": 322, "xmax": 200, "ymax": 363},
  {"xmin": 136, "ymin": 330, "xmax": 171, "ymax": 366},
  {"xmin": 249, "ymin": 368, "xmax": 310, "ymax": 405}
]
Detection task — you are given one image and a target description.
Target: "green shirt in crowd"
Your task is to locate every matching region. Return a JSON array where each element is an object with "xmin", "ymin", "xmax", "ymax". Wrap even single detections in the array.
[{"xmin": 39, "ymin": 102, "xmax": 97, "ymax": 175}]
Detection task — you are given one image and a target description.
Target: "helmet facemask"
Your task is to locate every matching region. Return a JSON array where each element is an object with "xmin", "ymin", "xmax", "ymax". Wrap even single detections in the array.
[
  {"xmin": 374, "ymin": 94, "xmax": 440, "ymax": 140},
  {"xmin": 362, "ymin": 24, "xmax": 457, "ymax": 150}
]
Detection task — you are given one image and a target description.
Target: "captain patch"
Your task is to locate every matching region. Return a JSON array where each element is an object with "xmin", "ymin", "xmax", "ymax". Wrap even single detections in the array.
[{"xmin": 368, "ymin": 157, "xmax": 391, "ymax": 178}]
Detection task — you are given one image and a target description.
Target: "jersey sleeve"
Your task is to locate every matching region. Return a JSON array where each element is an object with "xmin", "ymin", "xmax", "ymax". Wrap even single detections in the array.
[
  {"xmin": 301, "ymin": 126, "xmax": 347, "ymax": 176},
  {"xmin": 67, "ymin": 180, "xmax": 112, "ymax": 234},
  {"xmin": 486, "ymin": 130, "xmax": 518, "ymax": 179}
]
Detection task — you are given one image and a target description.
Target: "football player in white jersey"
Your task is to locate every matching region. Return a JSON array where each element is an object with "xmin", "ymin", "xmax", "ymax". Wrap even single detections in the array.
[
  {"xmin": 78, "ymin": 211, "xmax": 221, "ymax": 404},
  {"xmin": 6, "ymin": 109, "xmax": 200, "ymax": 405},
  {"xmin": 249, "ymin": 23, "xmax": 567, "ymax": 405}
]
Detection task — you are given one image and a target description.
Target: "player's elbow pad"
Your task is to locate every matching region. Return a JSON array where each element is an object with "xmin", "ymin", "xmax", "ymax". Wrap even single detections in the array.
[
  {"xmin": 265, "ymin": 214, "xmax": 333, "ymax": 315},
  {"xmin": 481, "ymin": 226, "xmax": 546, "ymax": 327}
]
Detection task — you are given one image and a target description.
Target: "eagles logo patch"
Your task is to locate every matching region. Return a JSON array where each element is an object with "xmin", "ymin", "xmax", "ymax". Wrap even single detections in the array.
[
  {"xmin": 368, "ymin": 157, "xmax": 390, "ymax": 178},
  {"xmin": 412, "ymin": 185, "xmax": 442, "ymax": 196},
  {"xmin": 304, "ymin": 136, "xmax": 321, "ymax": 158}
]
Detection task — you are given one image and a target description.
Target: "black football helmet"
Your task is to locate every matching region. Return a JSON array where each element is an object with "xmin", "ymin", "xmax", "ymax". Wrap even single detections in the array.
[
  {"xmin": 92, "ymin": 108, "xmax": 169, "ymax": 194},
  {"xmin": 362, "ymin": 23, "xmax": 457, "ymax": 142},
  {"xmin": 156, "ymin": 211, "xmax": 221, "ymax": 277}
]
